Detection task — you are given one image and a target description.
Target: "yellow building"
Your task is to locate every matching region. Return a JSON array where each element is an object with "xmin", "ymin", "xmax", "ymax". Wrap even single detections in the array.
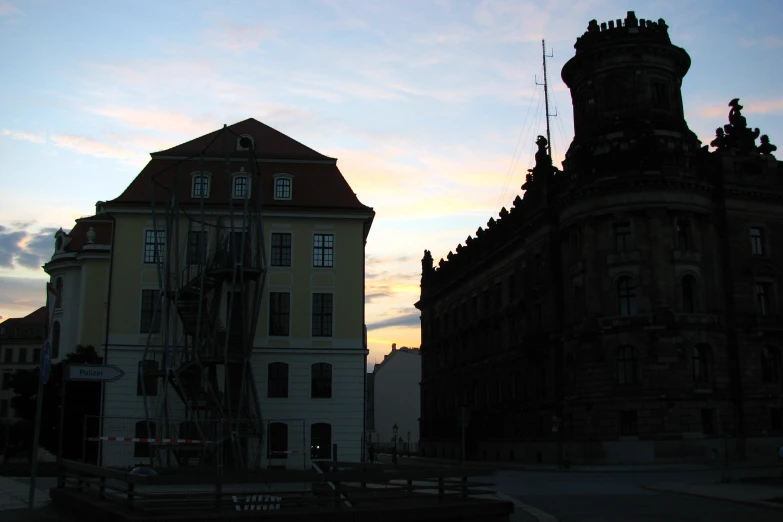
[{"xmin": 44, "ymin": 119, "xmax": 374, "ymax": 468}]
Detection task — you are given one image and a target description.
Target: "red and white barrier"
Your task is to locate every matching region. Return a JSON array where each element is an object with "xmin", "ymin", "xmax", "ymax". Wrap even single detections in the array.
[{"xmin": 88, "ymin": 436, "xmax": 213, "ymax": 444}]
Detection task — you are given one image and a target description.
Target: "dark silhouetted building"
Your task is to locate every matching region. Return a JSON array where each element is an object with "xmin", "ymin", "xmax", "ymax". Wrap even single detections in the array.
[{"xmin": 416, "ymin": 12, "xmax": 782, "ymax": 464}]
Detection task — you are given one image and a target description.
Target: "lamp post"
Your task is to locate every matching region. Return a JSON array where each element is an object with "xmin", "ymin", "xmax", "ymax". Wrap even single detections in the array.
[
  {"xmin": 392, "ymin": 423, "xmax": 398, "ymax": 464},
  {"xmin": 407, "ymin": 430, "xmax": 411, "ymax": 457}
]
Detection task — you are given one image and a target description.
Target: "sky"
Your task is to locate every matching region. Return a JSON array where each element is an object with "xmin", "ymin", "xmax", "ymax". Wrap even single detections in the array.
[{"xmin": 1, "ymin": 0, "xmax": 782, "ymax": 369}]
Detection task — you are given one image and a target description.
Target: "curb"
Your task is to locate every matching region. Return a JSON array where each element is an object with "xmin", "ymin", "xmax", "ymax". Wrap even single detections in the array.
[
  {"xmin": 493, "ymin": 491, "xmax": 559, "ymax": 522},
  {"xmin": 384, "ymin": 456, "xmax": 783, "ymax": 474},
  {"xmin": 642, "ymin": 485, "xmax": 783, "ymax": 512}
]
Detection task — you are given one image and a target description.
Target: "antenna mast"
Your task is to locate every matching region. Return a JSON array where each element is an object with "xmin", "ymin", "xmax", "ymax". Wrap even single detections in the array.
[{"xmin": 536, "ymin": 39, "xmax": 556, "ymax": 157}]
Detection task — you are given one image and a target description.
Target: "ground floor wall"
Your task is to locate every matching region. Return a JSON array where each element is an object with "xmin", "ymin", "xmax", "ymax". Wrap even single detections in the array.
[{"xmin": 98, "ymin": 343, "xmax": 366, "ymax": 469}]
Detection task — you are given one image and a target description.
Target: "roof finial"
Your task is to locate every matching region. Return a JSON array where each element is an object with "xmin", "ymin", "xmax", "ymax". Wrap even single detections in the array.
[{"xmin": 86, "ymin": 227, "xmax": 96, "ymax": 244}]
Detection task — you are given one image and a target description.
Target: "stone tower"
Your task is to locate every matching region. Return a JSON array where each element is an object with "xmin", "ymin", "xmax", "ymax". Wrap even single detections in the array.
[{"xmin": 561, "ymin": 11, "xmax": 701, "ymax": 176}]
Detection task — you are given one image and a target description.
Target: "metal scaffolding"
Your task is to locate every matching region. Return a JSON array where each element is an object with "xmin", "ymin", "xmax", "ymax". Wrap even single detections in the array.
[{"xmin": 139, "ymin": 126, "xmax": 267, "ymax": 470}]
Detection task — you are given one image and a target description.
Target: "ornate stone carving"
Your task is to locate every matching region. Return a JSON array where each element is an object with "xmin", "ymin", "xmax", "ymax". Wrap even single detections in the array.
[
  {"xmin": 758, "ymin": 135, "xmax": 778, "ymax": 156},
  {"xmin": 717, "ymin": 98, "xmax": 761, "ymax": 153}
]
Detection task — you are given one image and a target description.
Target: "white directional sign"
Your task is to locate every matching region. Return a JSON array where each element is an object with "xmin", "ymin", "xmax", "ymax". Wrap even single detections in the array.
[{"xmin": 66, "ymin": 364, "xmax": 125, "ymax": 382}]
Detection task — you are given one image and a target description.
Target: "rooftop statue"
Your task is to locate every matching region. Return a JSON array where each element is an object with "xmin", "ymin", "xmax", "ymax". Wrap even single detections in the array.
[
  {"xmin": 721, "ymin": 98, "xmax": 761, "ymax": 152},
  {"xmin": 757, "ymin": 135, "xmax": 778, "ymax": 156}
]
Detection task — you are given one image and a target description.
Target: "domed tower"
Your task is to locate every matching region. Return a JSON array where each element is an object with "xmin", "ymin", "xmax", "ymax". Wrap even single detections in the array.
[{"xmin": 561, "ymin": 11, "xmax": 701, "ymax": 175}]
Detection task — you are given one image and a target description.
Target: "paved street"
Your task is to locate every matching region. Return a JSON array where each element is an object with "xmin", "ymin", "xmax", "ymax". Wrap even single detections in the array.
[{"xmin": 492, "ymin": 468, "xmax": 783, "ymax": 522}]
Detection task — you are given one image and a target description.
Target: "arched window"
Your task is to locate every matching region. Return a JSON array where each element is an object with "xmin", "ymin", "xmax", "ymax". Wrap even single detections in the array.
[
  {"xmin": 268, "ymin": 422, "xmax": 288, "ymax": 459},
  {"xmin": 310, "ymin": 422, "xmax": 331, "ymax": 459},
  {"xmin": 617, "ymin": 345, "xmax": 638, "ymax": 385},
  {"xmin": 617, "ymin": 277, "xmax": 637, "ymax": 316},
  {"xmin": 134, "ymin": 421, "xmax": 157, "ymax": 458},
  {"xmin": 55, "ymin": 278, "xmax": 63, "ymax": 308},
  {"xmin": 268, "ymin": 362, "xmax": 289, "ymax": 398},
  {"xmin": 311, "ymin": 363, "xmax": 332, "ymax": 398},
  {"xmin": 51, "ymin": 321, "xmax": 61, "ymax": 359},
  {"xmin": 761, "ymin": 346, "xmax": 781, "ymax": 384},
  {"xmin": 693, "ymin": 344, "xmax": 711, "ymax": 384},
  {"xmin": 682, "ymin": 275, "xmax": 696, "ymax": 313}
]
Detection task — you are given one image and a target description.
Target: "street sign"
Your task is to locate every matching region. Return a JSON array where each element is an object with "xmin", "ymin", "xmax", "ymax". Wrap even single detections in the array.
[
  {"xmin": 40, "ymin": 341, "xmax": 51, "ymax": 385},
  {"xmin": 66, "ymin": 364, "xmax": 125, "ymax": 382}
]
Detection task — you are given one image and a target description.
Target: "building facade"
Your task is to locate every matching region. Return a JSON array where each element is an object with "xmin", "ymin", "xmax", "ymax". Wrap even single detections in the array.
[
  {"xmin": 44, "ymin": 119, "xmax": 374, "ymax": 468},
  {"xmin": 0, "ymin": 307, "xmax": 47, "ymax": 424},
  {"xmin": 372, "ymin": 344, "xmax": 421, "ymax": 451},
  {"xmin": 416, "ymin": 12, "xmax": 783, "ymax": 464}
]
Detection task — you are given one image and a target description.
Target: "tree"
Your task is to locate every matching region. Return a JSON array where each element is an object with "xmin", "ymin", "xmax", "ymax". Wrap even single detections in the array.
[{"xmin": 10, "ymin": 345, "xmax": 102, "ymax": 461}]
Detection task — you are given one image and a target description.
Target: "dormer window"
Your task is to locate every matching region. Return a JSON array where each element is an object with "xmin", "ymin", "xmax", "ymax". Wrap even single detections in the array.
[
  {"xmin": 233, "ymin": 174, "xmax": 250, "ymax": 199},
  {"xmin": 192, "ymin": 172, "xmax": 211, "ymax": 198},
  {"xmin": 274, "ymin": 175, "xmax": 292, "ymax": 200},
  {"xmin": 237, "ymin": 134, "xmax": 254, "ymax": 151}
]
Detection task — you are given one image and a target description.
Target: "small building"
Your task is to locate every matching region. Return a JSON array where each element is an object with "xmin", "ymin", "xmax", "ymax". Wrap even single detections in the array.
[
  {"xmin": 0, "ymin": 307, "xmax": 47, "ymax": 423},
  {"xmin": 372, "ymin": 344, "xmax": 421, "ymax": 452}
]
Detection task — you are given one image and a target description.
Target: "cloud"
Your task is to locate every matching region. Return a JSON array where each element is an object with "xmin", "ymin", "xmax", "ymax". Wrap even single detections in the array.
[
  {"xmin": 49, "ymin": 134, "xmax": 144, "ymax": 162},
  {"xmin": 367, "ymin": 311, "xmax": 421, "ymax": 330},
  {"xmin": 89, "ymin": 107, "xmax": 216, "ymax": 138},
  {"xmin": 0, "ymin": 276, "xmax": 45, "ymax": 319},
  {"xmin": 0, "ymin": 2, "xmax": 20, "ymax": 16},
  {"xmin": 208, "ymin": 21, "xmax": 276, "ymax": 53},
  {"xmin": 0, "ymin": 224, "xmax": 57, "ymax": 270},
  {"xmin": 2, "ymin": 129, "xmax": 46, "ymax": 143},
  {"xmin": 740, "ymin": 36, "xmax": 783, "ymax": 49},
  {"xmin": 698, "ymin": 99, "xmax": 783, "ymax": 118},
  {"xmin": 365, "ymin": 292, "xmax": 391, "ymax": 303}
]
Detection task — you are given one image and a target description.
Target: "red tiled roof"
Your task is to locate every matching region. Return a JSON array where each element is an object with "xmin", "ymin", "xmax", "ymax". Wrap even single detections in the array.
[
  {"xmin": 104, "ymin": 118, "xmax": 373, "ymax": 212},
  {"xmin": 1, "ymin": 306, "xmax": 47, "ymax": 326},
  {"xmin": 64, "ymin": 215, "xmax": 114, "ymax": 252},
  {"xmin": 151, "ymin": 118, "xmax": 334, "ymax": 161},
  {"xmin": 107, "ymin": 159, "xmax": 372, "ymax": 211}
]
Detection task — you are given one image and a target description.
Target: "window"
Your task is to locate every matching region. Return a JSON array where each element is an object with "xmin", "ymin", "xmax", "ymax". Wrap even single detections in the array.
[
  {"xmin": 268, "ymin": 422, "xmax": 288, "ymax": 458},
  {"xmin": 755, "ymin": 282, "xmax": 774, "ymax": 316},
  {"xmin": 312, "ymin": 234, "xmax": 334, "ymax": 268},
  {"xmin": 275, "ymin": 177, "xmax": 292, "ymax": 200},
  {"xmin": 312, "ymin": 293, "xmax": 333, "ymax": 337},
  {"xmin": 676, "ymin": 220, "xmax": 690, "ymax": 250},
  {"xmin": 33, "ymin": 349, "xmax": 40, "ymax": 363},
  {"xmin": 3, "ymin": 349, "xmax": 12, "ymax": 363},
  {"xmin": 192, "ymin": 173, "xmax": 210, "ymax": 198},
  {"xmin": 682, "ymin": 275, "xmax": 696, "ymax": 313},
  {"xmin": 573, "ymin": 285, "xmax": 585, "ymax": 321},
  {"xmin": 614, "ymin": 222, "xmax": 632, "ymax": 252},
  {"xmin": 617, "ymin": 277, "xmax": 638, "ymax": 316},
  {"xmin": 233, "ymin": 175, "xmax": 249, "ymax": 198},
  {"xmin": 134, "ymin": 421, "xmax": 156, "ymax": 458},
  {"xmin": 140, "ymin": 290, "xmax": 161, "ymax": 333},
  {"xmin": 51, "ymin": 322, "xmax": 60, "ymax": 358},
  {"xmin": 17, "ymin": 349, "xmax": 26, "ymax": 363},
  {"xmin": 771, "ymin": 408, "xmax": 783, "ymax": 431},
  {"xmin": 701, "ymin": 409, "xmax": 715, "ymax": 434},
  {"xmin": 569, "ymin": 230, "xmax": 581, "ymax": 260},
  {"xmin": 55, "ymin": 277, "xmax": 63, "ymax": 308},
  {"xmin": 750, "ymin": 227, "xmax": 765, "ymax": 255},
  {"xmin": 311, "ymin": 363, "xmax": 332, "ymax": 398},
  {"xmin": 693, "ymin": 344, "xmax": 710, "ymax": 385},
  {"xmin": 652, "ymin": 81, "xmax": 670, "ymax": 110},
  {"xmin": 268, "ymin": 362, "xmax": 289, "ymax": 398},
  {"xmin": 271, "ymin": 233, "xmax": 292, "ymax": 267},
  {"xmin": 617, "ymin": 345, "xmax": 638, "ymax": 385},
  {"xmin": 310, "ymin": 422, "xmax": 331, "ymax": 459},
  {"xmin": 186, "ymin": 231, "xmax": 208, "ymax": 265},
  {"xmin": 224, "ymin": 230, "xmax": 252, "ymax": 266},
  {"xmin": 0, "ymin": 399, "xmax": 7, "ymax": 418},
  {"xmin": 269, "ymin": 292, "xmax": 290, "ymax": 336},
  {"xmin": 1, "ymin": 371, "xmax": 11, "ymax": 390},
  {"xmin": 137, "ymin": 360, "xmax": 159, "ymax": 396},
  {"xmin": 143, "ymin": 230, "xmax": 165, "ymax": 264},
  {"xmin": 620, "ymin": 411, "xmax": 638, "ymax": 435},
  {"xmin": 761, "ymin": 346, "xmax": 780, "ymax": 384}
]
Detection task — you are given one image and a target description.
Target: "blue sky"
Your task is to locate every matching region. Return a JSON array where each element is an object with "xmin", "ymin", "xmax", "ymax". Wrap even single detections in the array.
[{"xmin": 1, "ymin": 0, "xmax": 781, "ymax": 367}]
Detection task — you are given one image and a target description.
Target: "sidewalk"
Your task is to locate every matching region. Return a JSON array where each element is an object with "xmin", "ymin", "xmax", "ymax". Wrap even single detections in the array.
[
  {"xmin": 0, "ymin": 476, "xmax": 49, "ymax": 511},
  {"xmin": 379, "ymin": 453, "xmax": 783, "ymax": 473},
  {"xmin": 644, "ymin": 480, "xmax": 783, "ymax": 511}
]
